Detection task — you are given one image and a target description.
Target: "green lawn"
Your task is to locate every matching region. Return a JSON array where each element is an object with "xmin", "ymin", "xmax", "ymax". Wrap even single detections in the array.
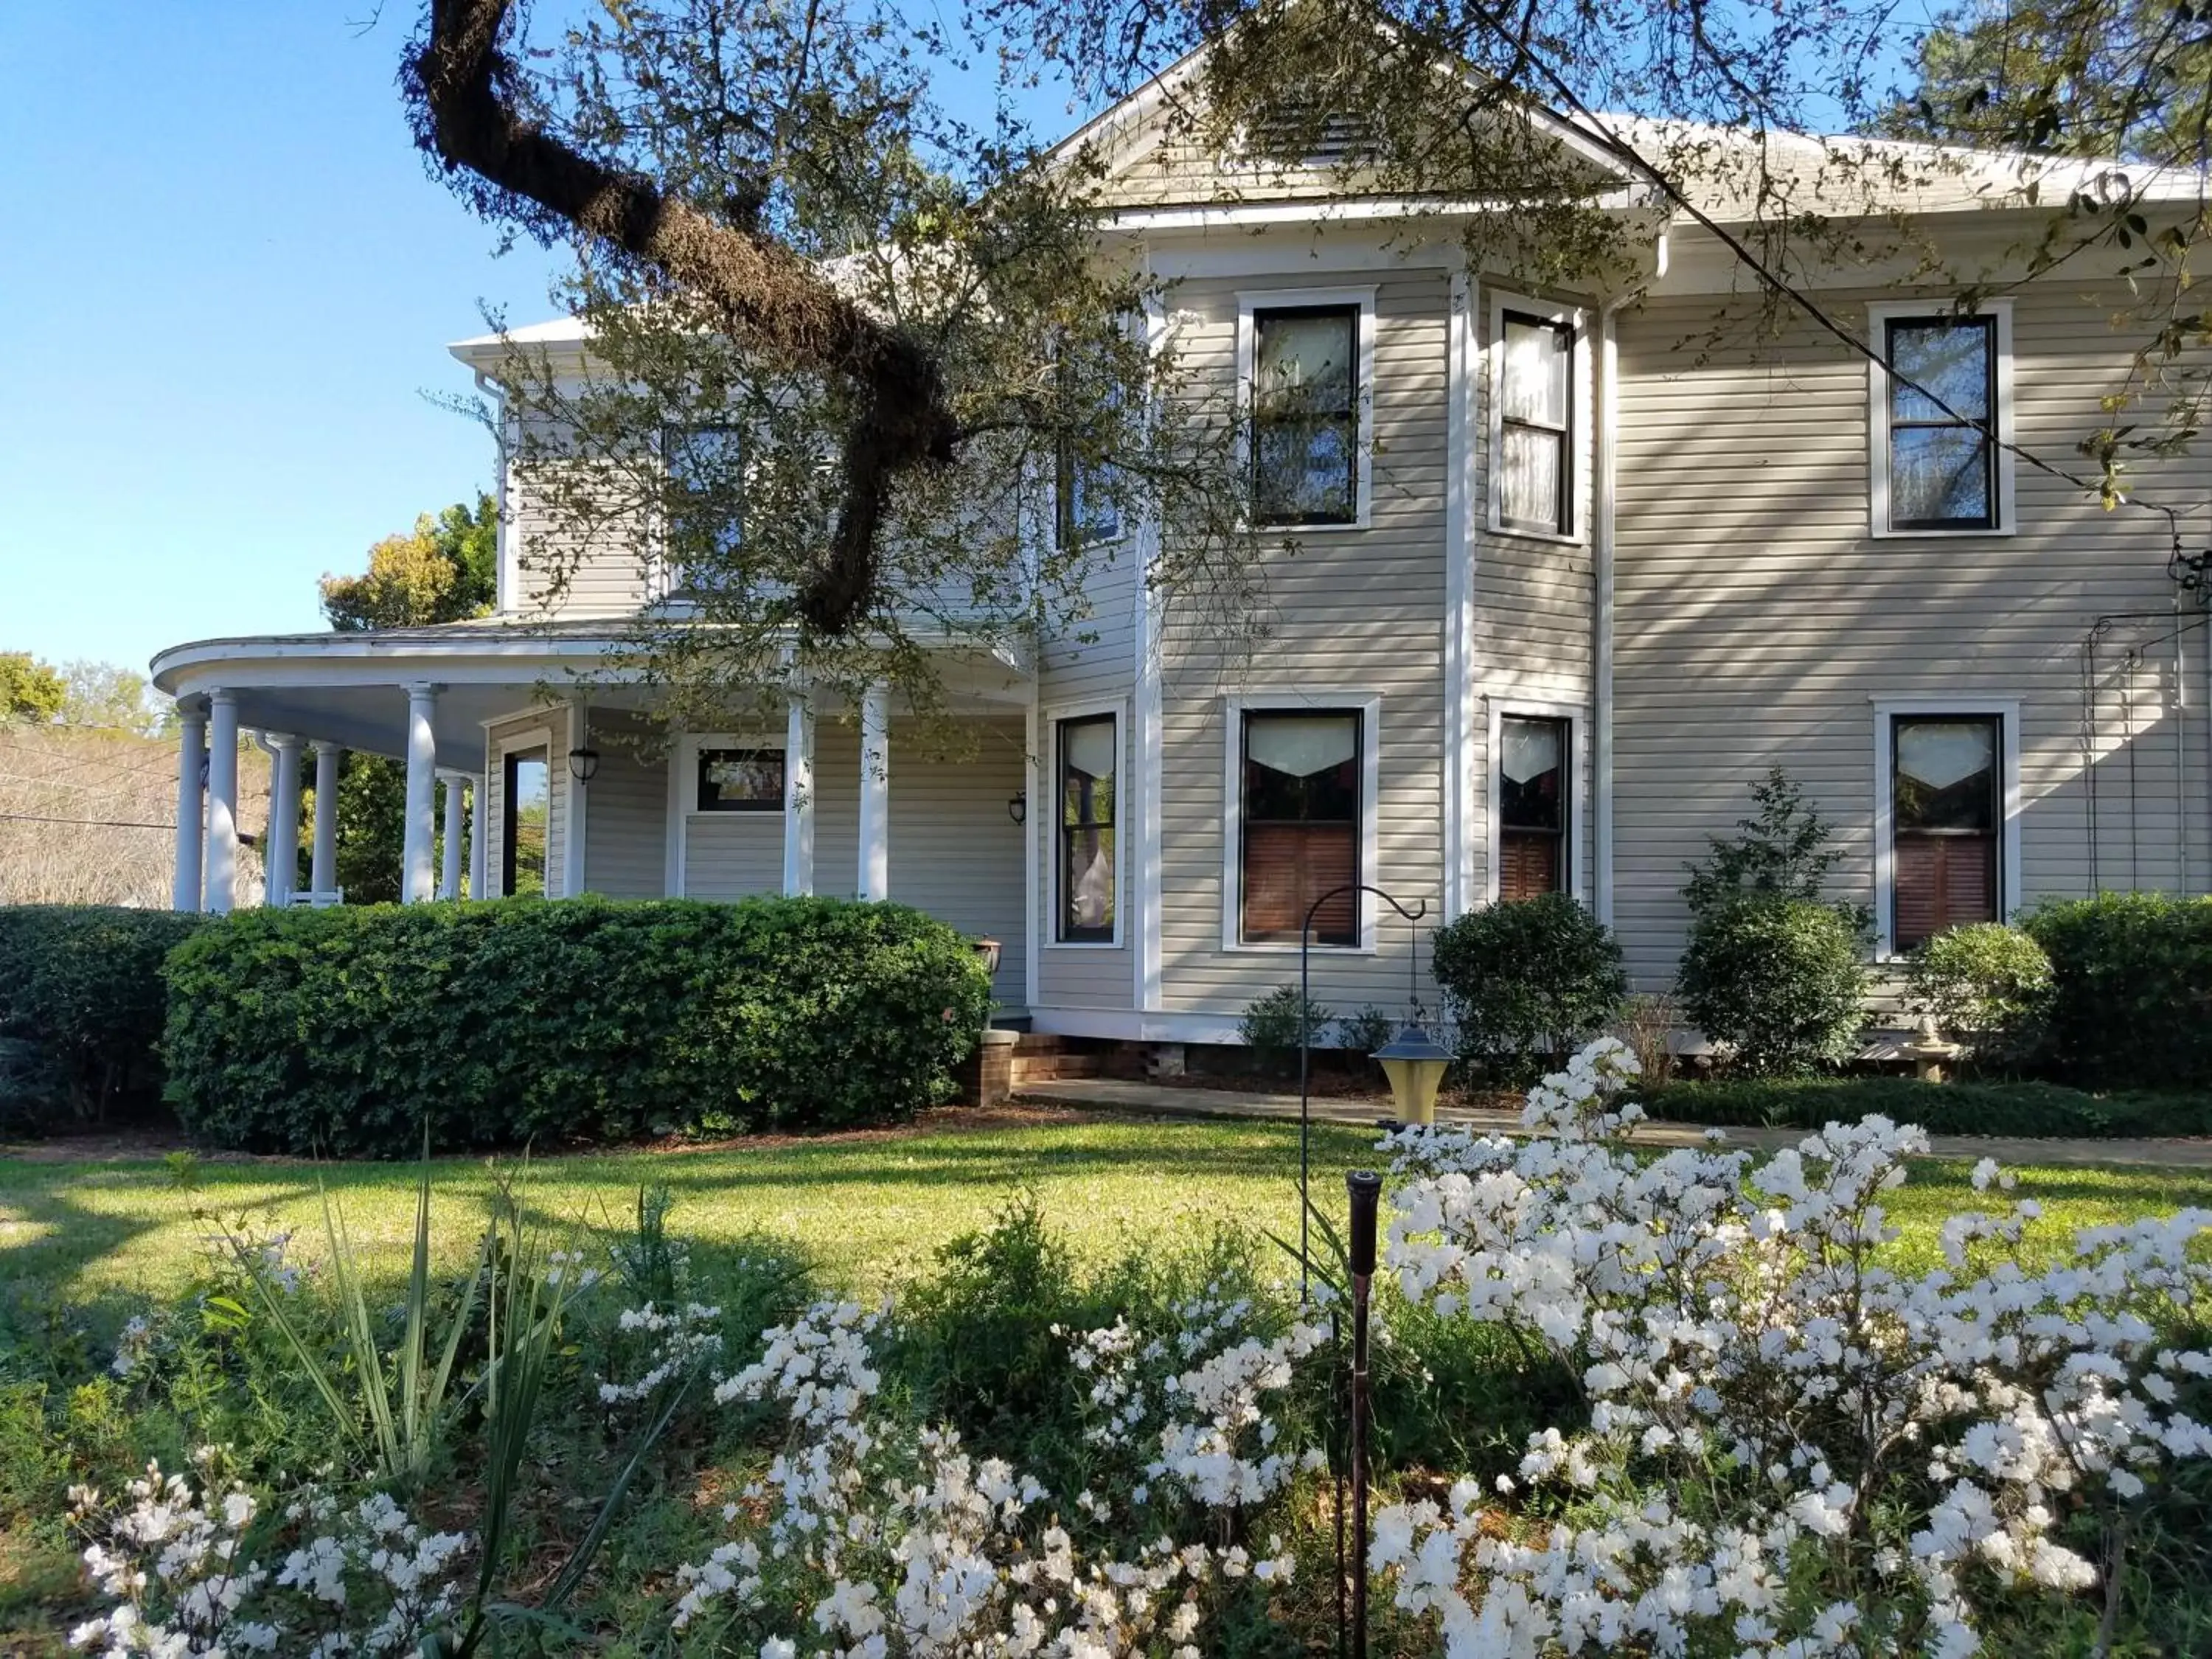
[{"xmin": 5, "ymin": 1111, "xmax": 2211, "ymax": 1333}]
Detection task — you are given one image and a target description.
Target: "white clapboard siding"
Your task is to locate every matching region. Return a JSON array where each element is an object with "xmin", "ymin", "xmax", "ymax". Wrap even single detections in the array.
[
  {"xmin": 1611, "ymin": 282, "xmax": 2212, "ymax": 991},
  {"xmin": 1152, "ymin": 270, "xmax": 1453, "ymax": 1018},
  {"xmin": 580, "ymin": 712, "xmax": 669, "ymax": 898}
]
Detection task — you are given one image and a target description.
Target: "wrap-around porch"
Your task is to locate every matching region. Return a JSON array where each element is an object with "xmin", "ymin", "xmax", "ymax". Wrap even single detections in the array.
[{"xmin": 151, "ymin": 625, "xmax": 1035, "ymax": 1006}]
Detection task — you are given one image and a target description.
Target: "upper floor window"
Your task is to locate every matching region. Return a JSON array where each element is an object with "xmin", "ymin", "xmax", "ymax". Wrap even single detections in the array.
[
  {"xmin": 1251, "ymin": 305, "xmax": 1360, "ymax": 526},
  {"xmin": 1498, "ymin": 714, "xmax": 1569, "ymax": 901},
  {"xmin": 1868, "ymin": 302, "xmax": 2014, "ymax": 537},
  {"xmin": 1057, "ymin": 714, "xmax": 1118, "ymax": 942},
  {"xmin": 664, "ymin": 423, "xmax": 745, "ymax": 574},
  {"xmin": 1495, "ymin": 308, "xmax": 1575, "ymax": 537},
  {"xmin": 1057, "ymin": 431, "xmax": 1121, "ymax": 549},
  {"xmin": 1891, "ymin": 714, "xmax": 2001, "ymax": 950},
  {"xmin": 1239, "ymin": 708, "xmax": 1362, "ymax": 945}
]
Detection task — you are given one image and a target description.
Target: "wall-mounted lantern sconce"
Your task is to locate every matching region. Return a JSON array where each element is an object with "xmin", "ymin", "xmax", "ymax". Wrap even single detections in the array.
[
  {"xmin": 1007, "ymin": 790, "xmax": 1027, "ymax": 826},
  {"xmin": 566, "ymin": 746, "xmax": 601, "ymax": 785}
]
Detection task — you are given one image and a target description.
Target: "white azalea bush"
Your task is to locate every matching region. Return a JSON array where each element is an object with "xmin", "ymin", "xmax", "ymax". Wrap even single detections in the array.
[
  {"xmin": 665, "ymin": 1292, "xmax": 1321, "ymax": 1654},
  {"xmin": 66, "ymin": 1447, "xmax": 470, "ymax": 1658},
  {"xmin": 1370, "ymin": 1038, "xmax": 2212, "ymax": 1656}
]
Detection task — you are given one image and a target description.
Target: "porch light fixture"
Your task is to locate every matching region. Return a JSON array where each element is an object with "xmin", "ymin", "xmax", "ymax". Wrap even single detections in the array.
[
  {"xmin": 1371, "ymin": 1023, "xmax": 1453, "ymax": 1127},
  {"xmin": 566, "ymin": 746, "xmax": 600, "ymax": 785},
  {"xmin": 1007, "ymin": 789, "xmax": 1026, "ymax": 826}
]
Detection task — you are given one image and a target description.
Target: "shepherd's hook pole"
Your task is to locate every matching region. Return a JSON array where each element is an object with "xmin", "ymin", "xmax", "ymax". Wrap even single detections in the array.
[
  {"xmin": 1347, "ymin": 1168, "xmax": 1381, "ymax": 1659},
  {"xmin": 1298, "ymin": 884, "xmax": 1426, "ymax": 1301}
]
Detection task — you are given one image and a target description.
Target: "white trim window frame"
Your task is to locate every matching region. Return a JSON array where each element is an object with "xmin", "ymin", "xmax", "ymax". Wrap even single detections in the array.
[
  {"xmin": 1486, "ymin": 291, "xmax": 1588, "ymax": 544},
  {"xmin": 659, "ymin": 422, "xmax": 749, "ymax": 597},
  {"xmin": 669, "ymin": 728, "xmax": 787, "ymax": 897},
  {"xmin": 492, "ymin": 725, "xmax": 557, "ymax": 900},
  {"xmin": 1484, "ymin": 700, "xmax": 1589, "ymax": 905},
  {"xmin": 1235, "ymin": 286, "xmax": 1378, "ymax": 532},
  {"xmin": 1220, "ymin": 692, "xmax": 1383, "ymax": 953},
  {"xmin": 1871, "ymin": 696, "xmax": 2023, "ymax": 959},
  {"xmin": 1867, "ymin": 299, "xmax": 2016, "ymax": 539},
  {"xmin": 1044, "ymin": 698, "xmax": 1127, "ymax": 950}
]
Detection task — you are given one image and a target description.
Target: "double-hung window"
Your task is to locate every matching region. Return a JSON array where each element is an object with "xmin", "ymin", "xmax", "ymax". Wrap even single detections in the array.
[
  {"xmin": 664, "ymin": 423, "xmax": 745, "ymax": 584},
  {"xmin": 1056, "ymin": 714, "xmax": 1117, "ymax": 942},
  {"xmin": 1251, "ymin": 305, "xmax": 1360, "ymax": 525},
  {"xmin": 1870, "ymin": 302, "xmax": 2013, "ymax": 535},
  {"xmin": 1498, "ymin": 714, "xmax": 1569, "ymax": 900},
  {"xmin": 1890, "ymin": 714, "xmax": 2002, "ymax": 949},
  {"xmin": 1494, "ymin": 305, "xmax": 1575, "ymax": 537},
  {"xmin": 1239, "ymin": 709, "xmax": 1362, "ymax": 945}
]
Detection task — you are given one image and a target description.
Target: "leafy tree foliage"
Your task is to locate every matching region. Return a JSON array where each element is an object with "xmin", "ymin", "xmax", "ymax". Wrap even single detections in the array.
[
  {"xmin": 315, "ymin": 495, "xmax": 499, "ymax": 900},
  {"xmin": 0, "ymin": 653, "xmax": 66, "ymax": 723},
  {"xmin": 58, "ymin": 661, "xmax": 165, "ymax": 737},
  {"xmin": 395, "ymin": 0, "xmax": 2208, "ymax": 725},
  {"xmin": 1681, "ymin": 768, "xmax": 1852, "ymax": 918}
]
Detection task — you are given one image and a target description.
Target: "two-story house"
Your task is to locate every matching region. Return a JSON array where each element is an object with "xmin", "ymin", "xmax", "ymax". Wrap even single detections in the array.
[{"xmin": 151, "ymin": 71, "xmax": 2212, "ymax": 1051}]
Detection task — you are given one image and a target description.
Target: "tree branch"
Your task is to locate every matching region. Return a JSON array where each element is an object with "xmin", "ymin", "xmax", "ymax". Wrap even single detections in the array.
[{"xmin": 403, "ymin": 0, "xmax": 960, "ymax": 635}]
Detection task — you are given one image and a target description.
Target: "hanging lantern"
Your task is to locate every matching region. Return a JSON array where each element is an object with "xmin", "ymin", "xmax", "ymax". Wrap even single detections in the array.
[{"xmin": 1372, "ymin": 1023, "xmax": 1452, "ymax": 1126}]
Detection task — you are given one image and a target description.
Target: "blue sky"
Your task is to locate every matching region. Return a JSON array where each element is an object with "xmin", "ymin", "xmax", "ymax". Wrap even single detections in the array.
[
  {"xmin": 0, "ymin": 4, "xmax": 570, "ymax": 676},
  {"xmin": 0, "ymin": 4, "xmax": 1085, "ymax": 683}
]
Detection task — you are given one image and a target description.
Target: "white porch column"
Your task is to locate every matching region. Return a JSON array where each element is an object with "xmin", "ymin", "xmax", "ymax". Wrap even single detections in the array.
[
  {"xmin": 468, "ymin": 771, "xmax": 489, "ymax": 900},
  {"xmin": 401, "ymin": 683, "xmax": 439, "ymax": 903},
  {"xmin": 309, "ymin": 741, "xmax": 341, "ymax": 894},
  {"xmin": 172, "ymin": 707, "xmax": 206, "ymax": 912},
  {"xmin": 264, "ymin": 734, "xmax": 303, "ymax": 907},
  {"xmin": 858, "ymin": 681, "xmax": 890, "ymax": 901},
  {"xmin": 783, "ymin": 690, "xmax": 815, "ymax": 896},
  {"xmin": 439, "ymin": 773, "xmax": 467, "ymax": 900},
  {"xmin": 203, "ymin": 690, "xmax": 240, "ymax": 914}
]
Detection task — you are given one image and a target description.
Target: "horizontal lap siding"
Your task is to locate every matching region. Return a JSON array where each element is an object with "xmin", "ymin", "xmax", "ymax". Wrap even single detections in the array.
[
  {"xmin": 582, "ymin": 712, "xmax": 667, "ymax": 898},
  {"xmin": 1157, "ymin": 271, "xmax": 1450, "ymax": 1017},
  {"xmin": 684, "ymin": 815, "xmax": 782, "ymax": 898},
  {"xmin": 886, "ymin": 720, "xmax": 1029, "ymax": 1010},
  {"xmin": 1038, "ymin": 547, "xmax": 1139, "ymax": 1011},
  {"xmin": 1613, "ymin": 283, "xmax": 2212, "ymax": 992},
  {"xmin": 510, "ymin": 450, "xmax": 653, "ymax": 619}
]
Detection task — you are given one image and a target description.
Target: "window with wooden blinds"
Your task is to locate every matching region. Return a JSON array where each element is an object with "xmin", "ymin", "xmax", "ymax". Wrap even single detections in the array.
[
  {"xmin": 1241, "ymin": 710, "xmax": 1361, "ymax": 944},
  {"xmin": 1498, "ymin": 714, "xmax": 1568, "ymax": 902},
  {"xmin": 1892, "ymin": 714, "xmax": 2000, "ymax": 949}
]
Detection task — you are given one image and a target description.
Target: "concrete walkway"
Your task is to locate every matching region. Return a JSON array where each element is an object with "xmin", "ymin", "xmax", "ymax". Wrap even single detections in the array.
[{"xmin": 1012, "ymin": 1077, "xmax": 2212, "ymax": 1170}]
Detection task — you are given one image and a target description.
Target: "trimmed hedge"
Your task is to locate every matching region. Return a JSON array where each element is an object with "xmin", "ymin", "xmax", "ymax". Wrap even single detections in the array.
[
  {"xmin": 0, "ymin": 905, "xmax": 207, "ymax": 1130},
  {"xmin": 163, "ymin": 897, "xmax": 993, "ymax": 1157},
  {"xmin": 1677, "ymin": 897, "xmax": 1868, "ymax": 1075},
  {"xmin": 1430, "ymin": 894, "xmax": 1627, "ymax": 1080},
  {"xmin": 1646, "ymin": 1075, "xmax": 2212, "ymax": 1140},
  {"xmin": 2023, "ymin": 894, "xmax": 2212, "ymax": 1089}
]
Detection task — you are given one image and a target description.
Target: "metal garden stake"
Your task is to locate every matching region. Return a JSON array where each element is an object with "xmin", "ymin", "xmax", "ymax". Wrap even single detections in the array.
[{"xmin": 1346, "ymin": 1168, "xmax": 1381, "ymax": 1659}]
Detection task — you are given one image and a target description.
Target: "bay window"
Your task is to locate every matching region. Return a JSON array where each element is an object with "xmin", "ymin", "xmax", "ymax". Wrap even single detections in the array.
[{"xmin": 1239, "ymin": 709, "xmax": 1362, "ymax": 945}]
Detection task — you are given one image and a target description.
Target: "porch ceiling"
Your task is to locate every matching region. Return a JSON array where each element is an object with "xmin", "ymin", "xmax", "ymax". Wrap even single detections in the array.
[{"xmin": 149, "ymin": 623, "xmax": 1034, "ymax": 772}]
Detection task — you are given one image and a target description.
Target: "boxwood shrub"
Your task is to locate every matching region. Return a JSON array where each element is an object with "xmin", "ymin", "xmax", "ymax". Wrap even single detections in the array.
[
  {"xmin": 1645, "ymin": 1075, "xmax": 2212, "ymax": 1139},
  {"xmin": 1430, "ymin": 894, "xmax": 1627, "ymax": 1081},
  {"xmin": 2023, "ymin": 893, "xmax": 2212, "ymax": 1088},
  {"xmin": 0, "ymin": 905, "xmax": 208, "ymax": 1130},
  {"xmin": 162, "ymin": 897, "xmax": 993, "ymax": 1157},
  {"xmin": 1677, "ymin": 897, "xmax": 1867, "ymax": 1075}
]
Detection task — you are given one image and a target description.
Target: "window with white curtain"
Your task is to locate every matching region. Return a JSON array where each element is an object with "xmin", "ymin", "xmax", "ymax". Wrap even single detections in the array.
[
  {"xmin": 1495, "ymin": 309, "xmax": 1574, "ymax": 536},
  {"xmin": 1498, "ymin": 715, "xmax": 1568, "ymax": 900},
  {"xmin": 1891, "ymin": 714, "xmax": 2001, "ymax": 947},
  {"xmin": 1240, "ymin": 709, "xmax": 1361, "ymax": 944}
]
